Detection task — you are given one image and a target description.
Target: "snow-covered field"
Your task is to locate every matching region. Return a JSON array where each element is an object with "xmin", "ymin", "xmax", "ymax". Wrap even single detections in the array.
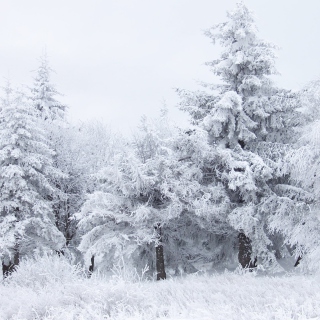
[{"xmin": 0, "ymin": 256, "xmax": 319, "ymax": 320}]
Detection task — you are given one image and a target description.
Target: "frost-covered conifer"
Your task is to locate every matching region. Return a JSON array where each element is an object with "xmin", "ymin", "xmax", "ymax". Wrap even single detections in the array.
[
  {"xmin": 76, "ymin": 111, "xmax": 230, "ymax": 277},
  {"xmin": 30, "ymin": 52, "xmax": 67, "ymax": 122},
  {"xmin": 285, "ymin": 105, "xmax": 320, "ymax": 271},
  {"xmin": 177, "ymin": 2, "xmax": 301, "ymax": 271},
  {"xmin": 134, "ymin": 111, "xmax": 234, "ymax": 274},
  {"xmin": 0, "ymin": 82, "xmax": 65, "ymax": 269},
  {"xmin": 28, "ymin": 53, "xmax": 86, "ymax": 255}
]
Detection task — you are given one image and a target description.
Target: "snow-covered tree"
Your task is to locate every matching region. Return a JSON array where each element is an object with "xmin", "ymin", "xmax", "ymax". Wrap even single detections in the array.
[
  {"xmin": 284, "ymin": 94, "xmax": 320, "ymax": 271},
  {"xmin": 28, "ymin": 53, "xmax": 92, "ymax": 257},
  {"xmin": 298, "ymin": 78, "xmax": 320, "ymax": 123},
  {"xmin": 76, "ymin": 145, "xmax": 157, "ymax": 276},
  {"xmin": 177, "ymin": 2, "xmax": 302, "ymax": 271},
  {"xmin": 29, "ymin": 53, "xmax": 72, "ymax": 254},
  {"xmin": 48, "ymin": 126, "xmax": 87, "ymax": 253},
  {"xmin": 76, "ymin": 110, "xmax": 233, "ymax": 278},
  {"xmin": 49, "ymin": 121, "xmax": 119, "ymax": 257},
  {"xmin": 0, "ymin": 82, "xmax": 65, "ymax": 271},
  {"xmin": 30, "ymin": 52, "xmax": 67, "ymax": 122}
]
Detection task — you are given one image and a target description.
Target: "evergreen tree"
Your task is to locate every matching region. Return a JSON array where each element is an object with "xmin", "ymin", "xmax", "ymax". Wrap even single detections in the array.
[
  {"xmin": 28, "ymin": 53, "xmax": 84, "ymax": 256},
  {"xmin": 30, "ymin": 52, "xmax": 67, "ymax": 122},
  {"xmin": 76, "ymin": 110, "xmax": 237, "ymax": 277},
  {"xmin": 0, "ymin": 82, "xmax": 65, "ymax": 272},
  {"xmin": 286, "ymin": 87, "xmax": 320, "ymax": 271},
  {"xmin": 177, "ymin": 2, "xmax": 301, "ymax": 271}
]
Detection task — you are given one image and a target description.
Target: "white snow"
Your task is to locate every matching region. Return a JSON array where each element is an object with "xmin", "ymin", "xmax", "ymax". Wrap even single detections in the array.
[{"xmin": 0, "ymin": 255, "xmax": 319, "ymax": 319}]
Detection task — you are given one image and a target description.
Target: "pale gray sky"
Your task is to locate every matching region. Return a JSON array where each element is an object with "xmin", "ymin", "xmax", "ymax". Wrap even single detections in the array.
[{"xmin": 1, "ymin": 0, "xmax": 320, "ymax": 133}]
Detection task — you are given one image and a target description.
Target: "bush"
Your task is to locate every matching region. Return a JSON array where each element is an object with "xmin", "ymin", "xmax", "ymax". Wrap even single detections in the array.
[{"xmin": 3, "ymin": 254, "xmax": 85, "ymax": 289}]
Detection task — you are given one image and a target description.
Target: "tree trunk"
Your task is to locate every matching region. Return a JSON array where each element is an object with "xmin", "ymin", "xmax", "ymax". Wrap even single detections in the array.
[
  {"xmin": 13, "ymin": 247, "xmax": 19, "ymax": 268},
  {"xmin": 294, "ymin": 256, "xmax": 302, "ymax": 267},
  {"xmin": 2, "ymin": 243, "xmax": 20, "ymax": 278},
  {"xmin": 155, "ymin": 224, "xmax": 166, "ymax": 280},
  {"xmin": 88, "ymin": 255, "xmax": 95, "ymax": 276},
  {"xmin": 2, "ymin": 262, "xmax": 12, "ymax": 278},
  {"xmin": 238, "ymin": 232, "xmax": 256, "ymax": 269}
]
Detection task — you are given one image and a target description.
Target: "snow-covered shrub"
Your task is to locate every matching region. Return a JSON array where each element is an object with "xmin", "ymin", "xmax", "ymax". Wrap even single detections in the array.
[
  {"xmin": 3, "ymin": 254, "xmax": 85, "ymax": 289},
  {"xmin": 109, "ymin": 256, "xmax": 150, "ymax": 282}
]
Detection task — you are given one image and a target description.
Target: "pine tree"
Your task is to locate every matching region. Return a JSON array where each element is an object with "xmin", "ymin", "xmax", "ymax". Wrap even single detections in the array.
[
  {"xmin": 285, "ymin": 91, "xmax": 320, "ymax": 271},
  {"xmin": 0, "ymin": 82, "xmax": 65, "ymax": 272},
  {"xmin": 177, "ymin": 2, "xmax": 301, "ymax": 271},
  {"xmin": 29, "ymin": 53, "xmax": 83, "ymax": 255},
  {"xmin": 76, "ymin": 110, "xmax": 236, "ymax": 277},
  {"xmin": 76, "ymin": 143, "xmax": 157, "ymax": 275},
  {"xmin": 30, "ymin": 52, "xmax": 67, "ymax": 122}
]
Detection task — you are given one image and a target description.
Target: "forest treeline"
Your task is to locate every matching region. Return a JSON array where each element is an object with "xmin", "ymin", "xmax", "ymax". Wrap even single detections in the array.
[{"xmin": 1, "ymin": 2, "xmax": 320, "ymax": 279}]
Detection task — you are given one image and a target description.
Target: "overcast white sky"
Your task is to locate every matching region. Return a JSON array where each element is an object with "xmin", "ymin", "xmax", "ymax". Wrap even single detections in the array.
[{"xmin": 1, "ymin": 0, "xmax": 320, "ymax": 134}]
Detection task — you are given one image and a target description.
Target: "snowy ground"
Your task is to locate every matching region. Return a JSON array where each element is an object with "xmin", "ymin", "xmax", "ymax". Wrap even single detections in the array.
[{"xmin": 0, "ymin": 256, "xmax": 319, "ymax": 320}]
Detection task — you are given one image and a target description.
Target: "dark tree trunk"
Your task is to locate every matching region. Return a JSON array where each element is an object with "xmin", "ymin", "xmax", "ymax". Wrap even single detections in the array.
[
  {"xmin": 2, "ymin": 262, "xmax": 13, "ymax": 278},
  {"xmin": 155, "ymin": 224, "xmax": 166, "ymax": 280},
  {"xmin": 294, "ymin": 256, "xmax": 302, "ymax": 267},
  {"xmin": 88, "ymin": 255, "xmax": 95, "ymax": 276},
  {"xmin": 2, "ymin": 244, "xmax": 20, "ymax": 278},
  {"xmin": 13, "ymin": 248, "xmax": 19, "ymax": 268},
  {"xmin": 238, "ymin": 232, "xmax": 256, "ymax": 269}
]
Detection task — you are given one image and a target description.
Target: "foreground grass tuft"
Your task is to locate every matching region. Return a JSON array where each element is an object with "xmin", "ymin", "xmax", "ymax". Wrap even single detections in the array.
[{"xmin": 0, "ymin": 256, "xmax": 319, "ymax": 319}]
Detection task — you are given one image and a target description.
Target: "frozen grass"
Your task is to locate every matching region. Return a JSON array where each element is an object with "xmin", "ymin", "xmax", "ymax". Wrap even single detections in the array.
[{"xmin": 0, "ymin": 256, "xmax": 320, "ymax": 319}]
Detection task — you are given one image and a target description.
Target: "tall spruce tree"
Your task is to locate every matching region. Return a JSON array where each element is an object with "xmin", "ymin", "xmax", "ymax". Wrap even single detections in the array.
[
  {"xmin": 0, "ymin": 82, "xmax": 65, "ymax": 273},
  {"xmin": 29, "ymin": 53, "xmax": 85, "ymax": 255},
  {"xmin": 177, "ymin": 2, "xmax": 302, "ymax": 271},
  {"xmin": 30, "ymin": 52, "xmax": 67, "ymax": 122}
]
